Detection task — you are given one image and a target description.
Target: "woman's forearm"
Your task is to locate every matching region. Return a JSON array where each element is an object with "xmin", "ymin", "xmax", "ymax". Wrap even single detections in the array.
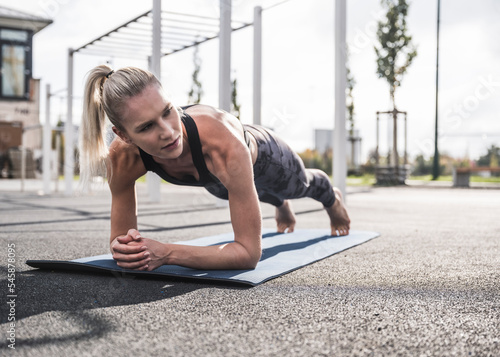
[
  {"xmin": 110, "ymin": 228, "xmax": 261, "ymax": 271},
  {"xmin": 164, "ymin": 239, "xmax": 261, "ymax": 270}
]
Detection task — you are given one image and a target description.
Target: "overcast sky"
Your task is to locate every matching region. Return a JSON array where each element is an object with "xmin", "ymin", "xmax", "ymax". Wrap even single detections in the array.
[{"xmin": 2, "ymin": 0, "xmax": 499, "ymax": 161}]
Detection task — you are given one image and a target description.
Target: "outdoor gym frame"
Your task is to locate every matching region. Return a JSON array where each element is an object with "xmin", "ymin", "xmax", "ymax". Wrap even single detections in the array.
[{"xmin": 57, "ymin": 0, "xmax": 348, "ymax": 202}]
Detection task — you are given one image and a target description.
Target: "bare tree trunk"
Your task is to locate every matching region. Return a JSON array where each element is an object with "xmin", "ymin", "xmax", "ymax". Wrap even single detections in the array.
[{"xmin": 390, "ymin": 87, "xmax": 399, "ymax": 183}]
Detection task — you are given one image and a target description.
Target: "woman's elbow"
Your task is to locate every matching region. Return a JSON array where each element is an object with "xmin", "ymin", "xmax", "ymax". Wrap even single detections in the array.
[
  {"xmin": 232, "ymin": 234, "xmax": 262, "ymax": 269},
  {"xmin": 240, "ymin": 249, "xmax": 261, "ymax": 270}
]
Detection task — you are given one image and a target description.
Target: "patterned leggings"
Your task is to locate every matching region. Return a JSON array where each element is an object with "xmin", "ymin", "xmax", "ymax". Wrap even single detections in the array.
[{"xmin": 204, "ymin": 125, "xmax": 336, "ymax": 208}]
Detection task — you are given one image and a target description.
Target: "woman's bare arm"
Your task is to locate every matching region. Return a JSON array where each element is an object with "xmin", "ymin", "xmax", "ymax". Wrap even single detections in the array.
[
  {"xmin": 159, "ymin": 111, "xmax": 262, "ymax": 269},
  {"xmin": 107, "ymin": 139, "xmax": 151, "ymax": 269},
  {"xmin": 111, "ymin": 108, "xmax": 263, "ymax": 271}
]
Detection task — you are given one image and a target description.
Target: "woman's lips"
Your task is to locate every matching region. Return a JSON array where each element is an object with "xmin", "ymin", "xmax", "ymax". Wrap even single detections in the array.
[{"xmin": 162, "ymin": 136, "xmax": 180, "ymax": 151}]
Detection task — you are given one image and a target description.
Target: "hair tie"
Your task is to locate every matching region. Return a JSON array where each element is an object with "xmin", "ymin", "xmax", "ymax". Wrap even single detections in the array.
[{"xmin": 105, "ymin": 70, "xmax": 114, "ymax": 79}]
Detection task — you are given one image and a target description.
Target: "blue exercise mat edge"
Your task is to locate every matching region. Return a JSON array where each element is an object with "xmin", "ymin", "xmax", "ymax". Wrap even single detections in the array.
[{"xmin": 26, "ymin": 229, "xmax": 379, "ymax": 286}]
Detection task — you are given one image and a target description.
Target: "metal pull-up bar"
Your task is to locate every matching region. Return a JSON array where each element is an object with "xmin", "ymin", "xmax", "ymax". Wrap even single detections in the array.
[
  {"xmin": 62, "ymin": 0, "xmax": 348, "ymax": 204},
  {"xmin": 63, "ymin": 0, "xmax": 247, "ymax": 197}
]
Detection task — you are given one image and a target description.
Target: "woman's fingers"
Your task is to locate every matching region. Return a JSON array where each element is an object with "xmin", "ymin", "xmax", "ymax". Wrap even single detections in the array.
[
  {"xmin": 110, "ymin": 229, "xmax": 152, "ymax": 270},
  {"xmin": 127, "ymin": 228, "xmax": 142, "ymax": 240},
  {"xmin": 116, "ymin": 236, "xmax": 132, "ymax": 244},
  {"xmin": 113, "ymin": 250, "xmax": 149, "ymax": 263},
  {"xmin": 117, "ymin": 228, "xmax": 143, "ymax": 244},
  {"xmin": 112, "ymin": 229, "xmax": 155, "ymax": 270},
  {"xmin": 112, "ymin": 241, "xmax": 147, "ymax": 254},
  {"xmin": 116, "ymin": 256, "xmax": 150, "ymax": 270}
]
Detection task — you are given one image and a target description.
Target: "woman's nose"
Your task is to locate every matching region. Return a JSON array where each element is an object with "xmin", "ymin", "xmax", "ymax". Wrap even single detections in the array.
[{"xmin": 159, "ymin": 120, "xmax": 174, "ymax": 140}]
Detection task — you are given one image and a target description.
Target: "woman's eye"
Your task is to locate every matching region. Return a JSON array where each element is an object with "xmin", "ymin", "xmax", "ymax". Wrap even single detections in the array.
[
  {"xmin": 162, "ymin": 107, "xmax": 172, "ymax": 118},
  {"xmin": 141, "ymin": 124, "xmax": 153, "ymax": 132}
]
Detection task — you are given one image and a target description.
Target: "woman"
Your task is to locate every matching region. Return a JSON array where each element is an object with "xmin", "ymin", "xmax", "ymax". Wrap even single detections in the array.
[{"xmin": 80, "ymin": 65, "xmax": 350, "ymax": 271}]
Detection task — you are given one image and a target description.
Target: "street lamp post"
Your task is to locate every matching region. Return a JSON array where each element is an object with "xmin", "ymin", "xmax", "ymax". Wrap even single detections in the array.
[{"xmin": 432, "ymin": 0, "xmax": 441, "ymax": 180}]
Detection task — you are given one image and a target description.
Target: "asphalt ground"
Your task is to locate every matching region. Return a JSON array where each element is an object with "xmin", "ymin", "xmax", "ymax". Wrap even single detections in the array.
[{"xmin": 0, "ymin": 182, "xmax": 499, "ymax": 356}]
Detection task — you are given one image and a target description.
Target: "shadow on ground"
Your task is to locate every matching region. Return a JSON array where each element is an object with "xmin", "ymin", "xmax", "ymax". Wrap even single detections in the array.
[{"xmin": 0, "ymin": 267, "xmax": 246, "ymax": 348}]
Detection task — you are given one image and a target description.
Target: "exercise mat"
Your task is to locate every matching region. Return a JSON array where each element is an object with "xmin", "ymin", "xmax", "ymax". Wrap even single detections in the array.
[{"xmin": 26, "ymin": 229, "xmax": 379, "ymax": 286}]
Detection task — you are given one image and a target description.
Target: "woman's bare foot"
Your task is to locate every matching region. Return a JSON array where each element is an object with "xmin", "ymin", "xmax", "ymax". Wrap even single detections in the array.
[
  {"xmin": 275, "ymin": 200, "xmax": 296, "ymax": 233},
  {"xmin": 325, "ymin": 188, "xmax": 351, "ymax": 236}
]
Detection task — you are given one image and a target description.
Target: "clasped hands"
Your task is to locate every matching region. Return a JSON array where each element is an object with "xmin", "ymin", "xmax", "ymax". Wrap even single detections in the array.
[{"xmin": 111, "ymin": 229, "xmax": 167, "ymax": 271}]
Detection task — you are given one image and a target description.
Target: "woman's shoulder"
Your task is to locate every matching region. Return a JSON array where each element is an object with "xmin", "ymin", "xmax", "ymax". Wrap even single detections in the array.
[
  {"xmin": 107, "ymin": 138, "xmax": 147, "ymax": 185},
  {"xmin": 183, "ymin": 104, "xmax": 225, "ymax": 122},
  {"xmin": 185, "ymin": 104, "xmax": 244, "ymax": 144},
  {"xmin": 108, "ymin": 137, "xmax": 138, "ymax": 160}
]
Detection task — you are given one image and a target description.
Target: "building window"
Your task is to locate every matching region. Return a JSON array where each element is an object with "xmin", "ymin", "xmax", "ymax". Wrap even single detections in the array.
[{"xmin": 0, "ymin": 28, "xmax": 32, "ymax": 100}]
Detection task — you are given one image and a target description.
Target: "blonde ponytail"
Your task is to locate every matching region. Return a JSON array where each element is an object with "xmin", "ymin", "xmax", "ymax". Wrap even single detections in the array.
[
  {"xmin": 80, "ymin": 65, "xmax": 110, "ymax": 188},
  {"xmin": 79, "ymin": 65, "xmax": 160, "ymax": 188}
]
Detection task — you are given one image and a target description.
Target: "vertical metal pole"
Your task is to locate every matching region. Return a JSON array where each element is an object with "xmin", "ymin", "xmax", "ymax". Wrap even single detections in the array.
[
  {"xmin": 350, "ymin": 137, "xmax": 355, "ymax": 171},
  {"xmin": 253, "ymin": 6, "xmax": 262, "ymax": 126},
  {"xmin": 333, "ymin": 0, "xmax": 347, "ymax": 200},
  {"xmin": 43, "ymin": 83, "xmax": 51, "ymax": 194},
  {"xmin": 55, "ymin": 133, "xmax": 60, "ymax": 192},
  {"xmin": 147, "ymin": 0, "xmax": 162, "ymax": 203},
  {"xmin": 432, "ymin": 0, "xmax": 441, "ymax": 180},
  {"xmin": 375, "ymin": 112, "xmax": 380, "ymax": 165},
  {"xmin": 219, "ymin": 0, "xmax": 232, "ymax": 112},
  {"xmin": 151, "ymin": 1, "xmax": 161, "ymax": 84},
  {"xmin": 64, "ymin": 48, "xmax": 74, "ymax": 196},
  {"xmin": 216, "ymin": 0, "xmax": 232, "ymax": 208},
  {"xmin": 387, "ymin": 113, "xmax": 391, "ymax": 160},
  {"xmin": 21, "ymin": 140, "xmax": 25, "ymax": 192},
  {"xmin": 404, "ymin": 113, "xmax": 408, "ymax": 165}
]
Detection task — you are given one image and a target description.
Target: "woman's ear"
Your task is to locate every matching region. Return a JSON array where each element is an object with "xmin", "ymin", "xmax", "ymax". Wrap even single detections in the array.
[{"xmin": 112, "ymin": 126, "xmax": 132, "ymax": 144}]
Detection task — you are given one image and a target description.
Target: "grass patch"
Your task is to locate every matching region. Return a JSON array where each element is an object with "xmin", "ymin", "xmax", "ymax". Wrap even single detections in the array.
[
  {"xmin": 347, "ymin": 174, "xmax": 376, "ymax": 186},
  {"xmin": 346, "ymin": 173, "xmax": 500, "ymax": 186},
  {"xmin": 470, "ymin": 175, "xmax": 500, "ymax": 183},
  {"xmin": 410, "ymin": 174, "xmax": 500, "ymax": 183},
  {"xmin": 65, "ymin": 172, "xmax": 500, "ymax": 187},
  {"xmin": 409, "ymin": 175, "xmax": 452, "ymax": 182}
]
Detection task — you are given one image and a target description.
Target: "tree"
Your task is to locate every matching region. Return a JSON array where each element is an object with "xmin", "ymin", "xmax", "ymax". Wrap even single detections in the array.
[
  {"xmin": 477, "ymin": 145, "xmax": 500, "ymax": 167},
  {"xmin": 52, "ymin": 120, "xmax": 65, "ymax": 176},
  {"xmin": 187, "ymin": 45, "xmax": 203, "ymax": 104},
  {"xmin": 374, "ymin": 0, "xmax": 417, "ymax": 109},
  {"xmin": 412, "ymin": 154, "xmax": 432, "ymax": 176},
  {"xmin": 346, "ymin": 57, "xmax": 356, "ymax": 136},
  {"xmin": 231, "ymin": 76, "xmax": 241, "ymax": 120},
  {"xmin": 346, "ymin": 55, "xmax": 359, "ymax": 173},
  {"xmin": 298, "ymin": 148, "xmax": 332, "ymax": 176}
]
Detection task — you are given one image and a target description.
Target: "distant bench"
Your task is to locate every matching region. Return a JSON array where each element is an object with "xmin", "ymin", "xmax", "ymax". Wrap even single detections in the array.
[{"xmin": 452, "ymin": 167, "xmax": 500, "ymax": 187}]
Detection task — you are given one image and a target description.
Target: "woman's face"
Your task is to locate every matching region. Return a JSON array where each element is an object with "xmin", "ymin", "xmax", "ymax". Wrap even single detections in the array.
[{"xmin": 114, "ymin": 84, "xmax": 183, "ymax": 160}]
